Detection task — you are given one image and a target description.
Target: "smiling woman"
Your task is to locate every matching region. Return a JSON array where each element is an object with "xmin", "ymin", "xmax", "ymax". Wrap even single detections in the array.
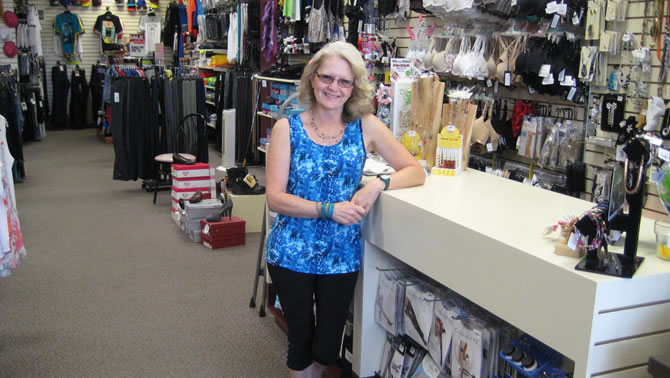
[{"xmin": 264, "ymin": 41, "xmax": 425, "ymax": 378}]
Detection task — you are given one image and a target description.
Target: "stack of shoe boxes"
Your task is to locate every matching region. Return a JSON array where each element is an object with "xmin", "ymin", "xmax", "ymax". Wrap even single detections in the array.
[
  {"xmin": 182, "ymin": 200, "xmax": 223, "ymax": 242},
  {"xmin": 200, "ymin": 216, "xmax": 246, "ymax": 249},
  {"xmin": 171, "ymin": 163, "xmax": 213, "ymax": 214}
]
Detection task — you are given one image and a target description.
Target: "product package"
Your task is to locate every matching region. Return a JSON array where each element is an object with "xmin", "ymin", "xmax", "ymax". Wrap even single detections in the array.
[{"xmin": 402, "ymin": 284, "xmax": 436, "ymax": 349}]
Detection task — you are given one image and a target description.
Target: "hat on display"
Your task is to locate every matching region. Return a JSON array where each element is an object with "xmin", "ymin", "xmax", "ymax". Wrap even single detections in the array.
[
  {"xmin": 3, "ymin": 11, "xmax": 18, "ymax": 28},
  {"xmin": 3, "ymin": 41, "xmax": 17, "ymax": 58}
]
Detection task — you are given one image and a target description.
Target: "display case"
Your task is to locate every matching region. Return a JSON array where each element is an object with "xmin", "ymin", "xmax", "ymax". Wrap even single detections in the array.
[{"xmin": 354, "ymin": 170, "xmax": 670, "ymax": 377}]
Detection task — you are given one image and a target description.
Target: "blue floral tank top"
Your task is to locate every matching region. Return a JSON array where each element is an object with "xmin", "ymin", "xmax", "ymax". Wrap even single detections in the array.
[{"xmin": 265, "ymin": 114, "xmax": 367, "ymax": 274}]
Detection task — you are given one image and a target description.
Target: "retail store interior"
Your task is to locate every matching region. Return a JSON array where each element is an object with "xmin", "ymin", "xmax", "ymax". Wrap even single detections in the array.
[{"xmin": 0, "ymin": 0, "xmax": 669, "ymax": 376}]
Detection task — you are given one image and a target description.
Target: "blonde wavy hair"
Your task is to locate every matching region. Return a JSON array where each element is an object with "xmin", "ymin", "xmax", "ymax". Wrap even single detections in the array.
[{"xmin": 298, "ymin": 41, "xmax": 375, "ymax": 123}]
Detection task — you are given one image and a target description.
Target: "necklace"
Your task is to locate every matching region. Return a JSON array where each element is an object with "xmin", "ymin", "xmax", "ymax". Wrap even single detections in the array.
[{"xmin": 310, "ymin": 110, "xmax": 345, "ymax": 141}]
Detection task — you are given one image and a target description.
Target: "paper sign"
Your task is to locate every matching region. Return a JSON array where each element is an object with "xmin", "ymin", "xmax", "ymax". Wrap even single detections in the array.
[{"xmin": 128, "ymin": 34, "xmax": 146, "ymax": 57}]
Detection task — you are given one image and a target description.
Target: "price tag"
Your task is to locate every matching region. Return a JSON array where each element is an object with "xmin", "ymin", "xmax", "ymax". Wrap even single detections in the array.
[
  {"xmin": 572, "ymin": 10, "xmax": 580, "ymax": 25},
  {"xmin": 528, "ymin": 86, "xmax": 536, "ymax": 95},
  {"xmin": 545, "ymin": 1, "xmax": 557, "ymax": 14},
  {"xmin": 262, "ymin": 80, "xmax": 267, "ymax": 88},
  {"xmin": 39, "ymin": 101, "xmax": 42, "ymax": 107},
  {"xmin": 659, "ymin": 148, "xmax": 670, "ymax": 162},
  {"xmin": 558, "ymin": 68, "xmax": 565, "ymax": 82},
  {"xmin": 567, "ymin": 87, "xmax": 577, "ymax": 100},
  {"xmin": 542, "ymin": 74, "xmax": 555, "ymax": 85},
  {"xmin": 568, "ymin": 232, "xmax": 578, "ymax": 251},
  {"xmin": 486, "ymin": 143, "xmax": 494, "ymax": 152},
  {"xmin": 557, "ymin": 3, "xmax": 567, "ymax": 15},
  {"xmin": 408, "ymin": 130, "xmax": 416, "ymax": 137},
  {"xmin": 511, "ymin": 0, "xmax": 517, "ymax": 5},
  {"xmin": 358, "ymin": 20, "xmax": 363, "ymax": 33},
  {"xmin": 486, "ymin": 79, "xmax": 492, "ymax": 87},
  {"xmin": 538, "ymin": 64, "xmax": 552, "ymax": 77},
  {"xmin": 74, "ymin": 71, "xmax": 79, "ymax": 77},
  {"xmin": 504, "ymin": 71, "xmax": 511, "ymax": 86},
  {"xmin": 646, "ymin": 135, "xmax": 663, "ymax": 146},
  {"xmin": 447, "ymin": 125, "xmax": 456, "ymax": 132},
  {"xmin": 21, "ymin": 102, "xmax": 27, "ymax": 111},
  {"xmin": 551, "ymin": 14, "xmax": 561, "ymax": 29},
  {"xmin": 59, "ymin": 66, "xmax": 64, "ymax": 71},
  {"xmin": 114, "ymin": 92, "xmax": 120, "ymax": 103}
]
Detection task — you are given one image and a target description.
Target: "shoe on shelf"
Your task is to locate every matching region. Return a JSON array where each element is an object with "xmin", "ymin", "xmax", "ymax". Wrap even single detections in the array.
[{"xmin": 189, "ymin": 190, "xmax": 203, "ymax": 203}]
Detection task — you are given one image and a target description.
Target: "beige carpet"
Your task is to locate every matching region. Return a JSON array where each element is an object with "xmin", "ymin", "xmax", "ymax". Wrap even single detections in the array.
[{"xmin": 0, "ymin": 130, "xmax": 287, "ymax": 376}]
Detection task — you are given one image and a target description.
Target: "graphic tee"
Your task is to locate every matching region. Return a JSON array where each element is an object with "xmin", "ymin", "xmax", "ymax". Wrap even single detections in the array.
[
  {"xmin": 94, "ymin": 13, "xmax": 124, "ymax": 52},
  {"xmin": 54, "ymin": 12, "xmax": 84, "ymax": 56},
  {"xmin": 138, "ymin": 14, "xmax": 162, "ymax": 53}
]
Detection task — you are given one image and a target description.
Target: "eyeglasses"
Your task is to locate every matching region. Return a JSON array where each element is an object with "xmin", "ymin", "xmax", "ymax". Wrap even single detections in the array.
[{"xmin": 314, "ymin": 72, "xmax": 354, "ymax": 88}]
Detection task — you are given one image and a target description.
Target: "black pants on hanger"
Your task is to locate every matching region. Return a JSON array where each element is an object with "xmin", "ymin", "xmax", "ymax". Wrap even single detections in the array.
[
  {"xmin": 69, "ymin": 69, "xmax": 89, "ymax": 129},
  {"xmin": 51, "ymin": 66, "xmax": 69, "ymax": 129},
  {"xmin": 89, "ymin": 65, "xmax": 106, "ymax": 124}
]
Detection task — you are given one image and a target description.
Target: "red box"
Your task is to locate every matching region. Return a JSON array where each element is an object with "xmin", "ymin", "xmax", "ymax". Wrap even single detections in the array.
[
  {"xmin": 200, "ymin": 216, "xmax": 246, "ymax": 249},
  {"xmin": 200, "ymin": 233, "xmax": 246, "ymax": 249},
  {"xmin": 171, "ymin": 163, "xmax": 211, "ymax": 178},
  {"xmin": 200, "ymin": 216, "xmax": 246, "ymax": 238}
]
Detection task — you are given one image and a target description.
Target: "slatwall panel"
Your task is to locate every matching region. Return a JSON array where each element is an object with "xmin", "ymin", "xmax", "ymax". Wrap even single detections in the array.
[
  {"xmin": 584, "ymin": 0, "xmax": 670, "ymax": 218},
  {"xmin": 22, "ymin": 0, "xmax": 168, "ymax": 114},
  {"xmin": 383, "ymin": 11, "xmax": 590, "ymax": 197}
]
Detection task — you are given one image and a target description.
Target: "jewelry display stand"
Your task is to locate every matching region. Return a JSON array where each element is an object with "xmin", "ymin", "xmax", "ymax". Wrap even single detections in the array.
[{"xmin": 576, "ymin": 137, "xmax": 650, "ymax": 278}]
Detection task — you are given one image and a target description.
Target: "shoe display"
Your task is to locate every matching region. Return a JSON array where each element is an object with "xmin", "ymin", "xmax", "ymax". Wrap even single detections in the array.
[
  {"xmin": 206, "ymin": 197, "xmax": 234, "ymax": 222},
  {"xmin": 173, "ymin": 153, "xmax": 196, "ymax": 165},
  {"xmin": 189, "ymin": 190, "xmax": 203, "ymax": 203},
  {"xmin": 226, "ymin": 166, "xmax": 248, "ymax": 188},
  {"xmin": 231, "ymin": 173, "xmax": 265, "ymax": 195}
]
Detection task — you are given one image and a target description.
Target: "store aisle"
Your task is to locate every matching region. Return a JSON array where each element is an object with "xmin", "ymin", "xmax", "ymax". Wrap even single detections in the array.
[{"xmin": 0, "ymin": 130, "xmax": 286, "ymax": 376}]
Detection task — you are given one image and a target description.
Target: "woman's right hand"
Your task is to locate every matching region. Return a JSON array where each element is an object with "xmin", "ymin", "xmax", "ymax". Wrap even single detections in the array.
[{"xmin": 331, "ymin": 201, "xmax": 366, "ymax": 225}]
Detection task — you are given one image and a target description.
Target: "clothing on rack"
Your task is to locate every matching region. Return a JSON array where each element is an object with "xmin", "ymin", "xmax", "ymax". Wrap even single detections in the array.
[
  {"xmin": 138, "ymin": 13, "xmax": 163, "ymax": 53},
  {"xmin": 94, "ymin": 11, "xmax": 124, "ymax": 53},
  {"xmin": 0, "ymin": 74, "xmax": 26, "ymax": 182},
  {"xmin": 27, "ymin": 5, "xmax": 42, "ymax": 56},
  {"xmin": 232, "ymin": 71, "xmax": 253, "ymax": 163},
  {"xmin": 69, "ymin": 67, "xmax": 89, "ymax": 129},
  {"xmin": 50, "ymin": 64, "xmax": 69, "ymax": 129},
  {"xmin": 0, "ymin": 114, "xmax": 26, "ymax": 277},
  {"xmin": 112, "ymin": 67, "xmax": 207, "ymax": 181},
  {"xmin": 89, "ymin": 63, "xmax": 106, "ymax": 122},
  {"xmin": 54, "ymin": 11, "xmax": 84, "ymax": 59}
]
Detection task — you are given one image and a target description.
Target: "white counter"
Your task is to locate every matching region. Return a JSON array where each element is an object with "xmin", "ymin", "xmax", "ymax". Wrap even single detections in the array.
[{"xmin": 354, "ymin": 169, "xmax": 670, "ymax": 377}]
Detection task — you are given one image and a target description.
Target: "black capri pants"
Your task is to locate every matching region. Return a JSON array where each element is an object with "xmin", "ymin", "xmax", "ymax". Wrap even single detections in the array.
[{"xmin": 267, "ymin": 264, "xmax": 358, "ymax": 371}]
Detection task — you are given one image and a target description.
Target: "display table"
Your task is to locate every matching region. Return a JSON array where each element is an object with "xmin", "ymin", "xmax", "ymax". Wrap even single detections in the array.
[{"xmin": 353, "ymin": 169, "xmax": 670, "ymax": 377}]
